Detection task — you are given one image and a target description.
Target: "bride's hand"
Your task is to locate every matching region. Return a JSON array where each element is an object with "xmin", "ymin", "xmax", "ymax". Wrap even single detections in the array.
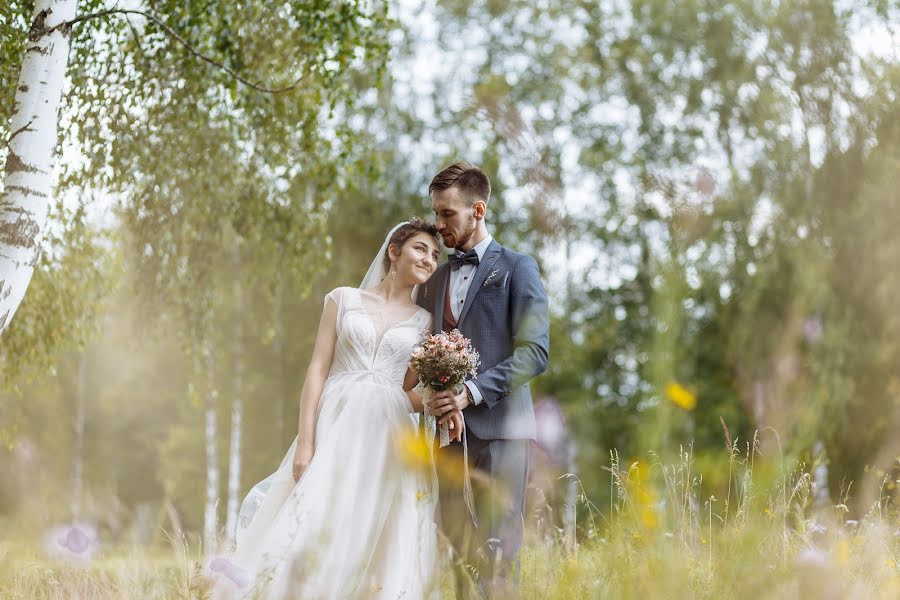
[
  {"xmin": 446, "ymin": 411, "xmax": 464, "ymax": 442},
  {"xmin": 292, "ymin": 442, "xmax": 314, "ymax": 482}
]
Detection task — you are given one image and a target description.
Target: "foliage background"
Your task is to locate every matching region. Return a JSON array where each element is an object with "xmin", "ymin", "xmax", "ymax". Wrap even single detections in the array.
[{"xmin": 2, "ymin": 0, "xmax": 900, "ymax": 553}]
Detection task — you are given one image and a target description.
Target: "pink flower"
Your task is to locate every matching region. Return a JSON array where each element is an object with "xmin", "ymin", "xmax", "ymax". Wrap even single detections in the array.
[
  {"xmin": 42, "ymin": 522, "xmax": 100, "ymax": 565},
  {"xmin": 208, "ymin": 556, "xmax": 251, "ymax": 589}
]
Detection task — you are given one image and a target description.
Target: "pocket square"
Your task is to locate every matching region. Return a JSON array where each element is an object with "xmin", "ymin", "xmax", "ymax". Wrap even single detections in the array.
[{"xmin": 483, "ymin": 270, "xmax": 508, "ymax": 288}]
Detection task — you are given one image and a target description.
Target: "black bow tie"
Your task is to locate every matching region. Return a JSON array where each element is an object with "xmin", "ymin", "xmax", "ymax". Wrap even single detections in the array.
[{"xmin": 449, "ymin": 249, "xmax": 479, "ymax": 271}]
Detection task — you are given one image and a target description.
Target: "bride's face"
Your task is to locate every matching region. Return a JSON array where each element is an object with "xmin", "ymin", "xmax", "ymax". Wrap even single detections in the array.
[{"xmin": 392, "ymin": 232, "xmax": 440, "ymax": 285}]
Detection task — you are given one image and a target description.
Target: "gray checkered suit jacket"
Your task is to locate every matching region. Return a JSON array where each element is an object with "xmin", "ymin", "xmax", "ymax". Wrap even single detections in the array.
[{"xmin": 416, "ymin": 239, "xmax": 550, "ymax": 440}]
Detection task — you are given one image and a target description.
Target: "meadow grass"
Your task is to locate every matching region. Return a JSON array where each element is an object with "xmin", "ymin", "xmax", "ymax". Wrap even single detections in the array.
[
  {"xmin": 515, "ymin": 437, "xmax": 900, "ymax": 599},
  {"xmin": 3, "ymin": 437, "xmax": 898, "ymax": 599}
]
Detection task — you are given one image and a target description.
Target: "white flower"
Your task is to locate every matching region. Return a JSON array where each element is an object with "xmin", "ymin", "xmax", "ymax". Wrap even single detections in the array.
[{"xmin": 795, "ymin": 547, "xmax": 829, "ymax": 568}]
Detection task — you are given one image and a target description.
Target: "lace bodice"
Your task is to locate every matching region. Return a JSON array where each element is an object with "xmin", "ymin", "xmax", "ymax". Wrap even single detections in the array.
[{"xmin": 324, "ymin": 287, "xmax": 432, "ymax": 386}]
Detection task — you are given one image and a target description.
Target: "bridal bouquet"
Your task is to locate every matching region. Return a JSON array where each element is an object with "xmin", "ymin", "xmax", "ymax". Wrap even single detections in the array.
[{"xmin": 410, "ymin": 329, "xmax": 480, "ymax": 447}]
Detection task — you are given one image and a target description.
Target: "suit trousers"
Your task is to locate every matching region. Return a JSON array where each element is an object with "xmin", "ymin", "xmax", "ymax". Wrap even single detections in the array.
[{"xmin": 437, "ymin": 429, "xmax": 533, "ymax": 599}]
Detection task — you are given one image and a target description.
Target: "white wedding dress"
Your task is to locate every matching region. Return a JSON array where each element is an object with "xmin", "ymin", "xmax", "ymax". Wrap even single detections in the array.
[{"xmin": 210, "ymin": 286, "xmax": 439, "ymax": 600}]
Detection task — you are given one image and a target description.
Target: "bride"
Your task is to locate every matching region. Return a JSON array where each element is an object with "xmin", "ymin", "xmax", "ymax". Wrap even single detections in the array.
[{"xmin": 209, "ymin": 218, "xmax": 462, "ymax": 599}]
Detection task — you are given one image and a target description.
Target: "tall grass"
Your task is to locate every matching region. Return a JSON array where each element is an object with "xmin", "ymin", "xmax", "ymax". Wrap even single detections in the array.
[
  {"xmin": 518, "ymin": 434, "xmax": 900, "ymax": 599},
  {"xmin": 3, "ymin": 436, "xmax": 898, "ymax": 599}
]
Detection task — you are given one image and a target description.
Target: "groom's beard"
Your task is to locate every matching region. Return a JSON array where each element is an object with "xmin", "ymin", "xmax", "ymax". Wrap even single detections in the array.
[{"xmin": 450, "ymin": 217, "xmax": 478, "ymax": 250}]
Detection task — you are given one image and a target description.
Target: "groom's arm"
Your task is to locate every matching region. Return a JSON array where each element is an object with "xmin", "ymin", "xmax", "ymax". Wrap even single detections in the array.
[{"xmin": 469, "ymin": 254, "xmax": 549, "ymax": 409}]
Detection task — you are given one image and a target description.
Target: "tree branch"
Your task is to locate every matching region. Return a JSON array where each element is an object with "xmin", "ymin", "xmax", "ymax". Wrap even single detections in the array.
[
  {"xmin": 56, "ymin": 9, "xmax": 306, "ymax": 94},
  {"xmin": 5, "ymin": 120, "xmax": 35, "ymax": 148}
]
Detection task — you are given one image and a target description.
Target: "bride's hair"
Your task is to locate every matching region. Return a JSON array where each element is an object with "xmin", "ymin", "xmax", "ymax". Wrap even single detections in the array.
[{"xmin": 382, "ymin": 217, "xmax": 441, "ymax": 271}]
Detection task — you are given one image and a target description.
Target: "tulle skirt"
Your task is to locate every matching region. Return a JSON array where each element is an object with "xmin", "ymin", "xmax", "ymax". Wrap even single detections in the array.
[{"xmin": 210, "ymin": 372, "xmax": 439, "ymax": 600}]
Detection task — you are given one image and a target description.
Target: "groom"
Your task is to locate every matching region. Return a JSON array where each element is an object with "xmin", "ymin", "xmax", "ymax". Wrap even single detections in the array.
[{"xmin": 418, "ymin": 161, "xmax": 550, "ymax": 598}]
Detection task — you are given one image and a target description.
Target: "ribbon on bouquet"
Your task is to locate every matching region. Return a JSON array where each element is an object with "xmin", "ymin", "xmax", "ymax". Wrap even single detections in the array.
[{"xmin": 416, "ymin": 382, "xmax": 478, "ymax": 527}]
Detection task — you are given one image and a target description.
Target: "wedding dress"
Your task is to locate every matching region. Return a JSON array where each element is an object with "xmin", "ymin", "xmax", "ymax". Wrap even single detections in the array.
[{"xmin": 210, "ymin": 285, "xmax": 439, "ymax": 600}]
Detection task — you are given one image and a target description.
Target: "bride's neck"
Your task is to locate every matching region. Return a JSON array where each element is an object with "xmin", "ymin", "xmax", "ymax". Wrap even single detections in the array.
[{"xmin": 370, "ymin": 281, "xmax": 414, "ymax": 304}]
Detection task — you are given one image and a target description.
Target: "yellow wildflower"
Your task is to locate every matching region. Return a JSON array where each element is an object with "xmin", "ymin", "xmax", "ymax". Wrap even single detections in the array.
[
  {"xmin": 834, "ymin": 539, "xmax": 851, "ymax": 566},
  {"xmin": 665, "ymin": 382, "xmax": 697, "ymax": 411},
  {"xmin": 627, "ymin": 460, "xmax": 659, "ymax": 529},
  {"xmin": 396, "ymin": 430, "xmax": 432, "ymax": 470}
]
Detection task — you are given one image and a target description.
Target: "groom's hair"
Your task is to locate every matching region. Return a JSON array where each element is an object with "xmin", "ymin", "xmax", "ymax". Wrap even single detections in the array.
[{"xmin": 429, "ymin": 161, "xmax": 491, "ymax": 206}]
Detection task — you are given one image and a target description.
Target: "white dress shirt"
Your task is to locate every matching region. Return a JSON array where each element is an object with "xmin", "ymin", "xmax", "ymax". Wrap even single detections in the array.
[{"xmin": 448, "ymin": 234, "xmax": 493, "ymax": 405}]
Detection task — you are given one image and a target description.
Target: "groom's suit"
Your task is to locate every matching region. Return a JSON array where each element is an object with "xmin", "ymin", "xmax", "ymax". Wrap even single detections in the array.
[{"xmin": 417, "ymin": 237, "xmax": 550, "ymax": 598}]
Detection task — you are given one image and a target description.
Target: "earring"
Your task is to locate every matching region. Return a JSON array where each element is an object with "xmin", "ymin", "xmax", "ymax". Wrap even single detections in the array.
[{"xmin": 390, "ymin": 264, "xmax": 397, "ymax": 280}]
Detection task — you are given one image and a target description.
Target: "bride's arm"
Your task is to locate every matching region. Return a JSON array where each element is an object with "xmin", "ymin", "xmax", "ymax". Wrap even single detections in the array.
[
  {"xmin": 293, "ymin": 296, "xmax": 339, "ymax": 479},
  {"xmin": 403, "ymin": 368, "xmax": 424, "ymax": 413},
  {"xmin": 402, "ymin": 314, "xmax": 434, "ymax": 413}
]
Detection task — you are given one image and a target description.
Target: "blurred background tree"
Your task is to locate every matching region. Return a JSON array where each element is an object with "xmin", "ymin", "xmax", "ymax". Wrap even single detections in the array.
[{"xmin": 2, "ymin": 0, "xmax": 900, "ymax": 551}]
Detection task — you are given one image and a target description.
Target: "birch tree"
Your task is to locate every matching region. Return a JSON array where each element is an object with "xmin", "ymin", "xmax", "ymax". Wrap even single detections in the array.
[
  {"xmin": 0, "ymin": 0, "xmax": 78, "ymax": 334},
  {"xmin": 1, "ymin": 0, "xmax": 390, "ymax": 359},
  {"xmin": 201, "ymin": 334, "xmax": 219, "ymax": 552},
  {"xmin": 3, "ymin": 1, "xmax": 389, "ymax": 545},
  {"xmin": 224, "ymin": 243, "xmax": 244, "ymax": 545}
]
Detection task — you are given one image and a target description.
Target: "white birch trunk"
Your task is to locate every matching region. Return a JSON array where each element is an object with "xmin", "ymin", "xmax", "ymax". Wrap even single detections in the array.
[
  {"xmin": 274, "ymin": 277, "xmax": 285, "ymax": 441},
  {"xmin": 812, "ymin": 439, "xmax": 831, "ymax": 510},
  {"xmin": 562, "ymin": 206, "xmax": 578, "ymax": 553},
  {"xmin": 72, "ymin": 351, "xmax": 86, "ymax": 518},
  {"xmin": 0, "ymin": 0, "xmax": 77, "ymax": 335},
  {"xmin": 224, "ymin": 246, "xmax": 243, "ymax": 544},
  {"xmin": 202, "ymin": 341, "xmax": 220, "ymax": 551}
]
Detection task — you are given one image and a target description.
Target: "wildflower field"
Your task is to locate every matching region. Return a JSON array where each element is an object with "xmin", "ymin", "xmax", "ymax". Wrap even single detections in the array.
[{"xmin": 4, "ymin": 436, "xmax": 898, "ymax": 599}]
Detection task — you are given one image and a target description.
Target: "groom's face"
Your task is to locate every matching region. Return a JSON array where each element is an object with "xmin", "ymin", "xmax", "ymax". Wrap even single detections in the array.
[{"xmin": 432, "ymin": 187, "xmax": 479, "ymax": 251}]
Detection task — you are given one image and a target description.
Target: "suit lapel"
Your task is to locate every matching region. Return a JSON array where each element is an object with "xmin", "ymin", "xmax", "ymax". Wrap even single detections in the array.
[
  {"xmin": 434, "ymin": 263, "xmax": 450, "ymax": 332},
  {"xmin": 457, "ymin": 240, "xmax": 502, "ymax": 327}
]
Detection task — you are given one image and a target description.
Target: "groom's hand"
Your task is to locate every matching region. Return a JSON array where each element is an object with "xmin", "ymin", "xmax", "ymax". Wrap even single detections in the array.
[{"xmin": 429, "ymin": 386, "xmax": 470, "ymax": 422}]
